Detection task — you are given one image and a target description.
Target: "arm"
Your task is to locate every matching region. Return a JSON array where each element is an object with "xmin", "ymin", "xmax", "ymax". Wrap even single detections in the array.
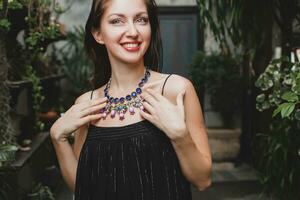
[
  {"xmin": 170, "ymin": 77, "xmax": 212, "ymax": 191},
  {"xmin": 50, "ymin": 92, "xmax": 107, "ymax": 192},
  {"xmin": 50, "ymin": 135, "xmax": 79, "ymax": 192},
  {"xmin": 50, "ymin": 125, "xmax": 88, "ymax": 193}
]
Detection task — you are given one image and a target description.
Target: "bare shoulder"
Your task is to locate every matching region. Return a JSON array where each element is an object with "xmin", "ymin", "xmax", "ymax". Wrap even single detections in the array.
[
  {"xmin": 166, "ymin": 74, "xmax": 194, "ymax": 104},
  {"xmin": 150, "ymin": 70, "xmax": 193, "ymax": 104},
  {"xmin": 74, "ymin": 85, "xmax": 106, "ymax": 104},
  {"xmin": 74, "ymin": 91, "xmax": 93, "ymax": 104},
  {"xmin": 166, "ymin": 74, "xmax": 192, "ymax": 93}
]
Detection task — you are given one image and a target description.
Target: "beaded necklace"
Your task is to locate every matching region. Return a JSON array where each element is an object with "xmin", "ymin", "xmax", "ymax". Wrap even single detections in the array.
[{"xmin": 100, "ymin": 67, "xmax": 151, "ymax": 120}]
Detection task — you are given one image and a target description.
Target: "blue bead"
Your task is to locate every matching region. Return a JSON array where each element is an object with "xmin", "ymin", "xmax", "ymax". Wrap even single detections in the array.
[
  {"xmin": 141, "ymin": 78, "xmax": 146, "ymax": 83},
  {"xmin": 114, "ymin": 98, "xmax": 119, "ymax": 103},
  {"xmin": 136, "ymin": 88, "xmax": 142, "ymax": 94},
  {"xmin": 126, "ymin": 95, "xmax": 131, "ymax": 101},
  {"xmin": 120, "ymin": 97, "xmax": 125, "ymax": 103},
  {"xmin": 109, "ymin": 97, "xmax": 114, "ymax": 103},
  {"xmin": 131, "ymin": 92, "xmax": 137, "ymax": 97}
]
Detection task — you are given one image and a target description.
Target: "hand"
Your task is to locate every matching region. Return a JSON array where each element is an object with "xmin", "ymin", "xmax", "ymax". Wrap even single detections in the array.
[
  {"xmin": 139, "ymin": 88, "xmax": 187, "ymax": 141},
  {"xmin": 50, "ymin": 97, "xmax": 108, "ymax": 142}
]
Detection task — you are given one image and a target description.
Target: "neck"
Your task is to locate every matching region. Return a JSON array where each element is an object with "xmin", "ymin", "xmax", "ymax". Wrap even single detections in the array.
[{"xmin": 109, "ymin": 62, "xmax": 147, "ymax": 95}]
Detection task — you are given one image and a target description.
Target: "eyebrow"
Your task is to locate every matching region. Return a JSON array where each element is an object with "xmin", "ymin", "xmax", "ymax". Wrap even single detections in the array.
[{"xmin": 108, "ymin": 11, "xmax": 148, "ymax": 18}]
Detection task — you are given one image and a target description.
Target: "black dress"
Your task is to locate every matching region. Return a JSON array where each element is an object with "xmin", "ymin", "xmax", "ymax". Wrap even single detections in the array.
[{"xmin": 74, "ymin": 74, "xmax": 192, "ymax": 200}]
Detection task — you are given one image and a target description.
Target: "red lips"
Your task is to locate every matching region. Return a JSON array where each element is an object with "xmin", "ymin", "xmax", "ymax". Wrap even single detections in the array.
[{"xmin": 121, "ymin": 42, "xmax": 141, "ymax": 52}]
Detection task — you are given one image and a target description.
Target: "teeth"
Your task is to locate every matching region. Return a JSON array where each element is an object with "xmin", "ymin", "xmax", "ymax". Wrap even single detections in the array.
[{"xmin": 123, "ymin": 43, "xmax": 139, "ymax": 48}]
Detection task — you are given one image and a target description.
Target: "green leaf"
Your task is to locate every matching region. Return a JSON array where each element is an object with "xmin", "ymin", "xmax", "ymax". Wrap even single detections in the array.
[
  {"xmin": 0, "ymin": 19, "xmax": 11, "ymax": 31},
  {"xmin": 280, "ymin": 103, "xmax": 295, "ymax": 118},
  {"xmin": 295, "ymin": 109, "xmax": 300, "ymax": 120},
  {"xmin": 256, "ymin": 94, "xmax": 266, "ymax": 103},
  {"xmin": 272, "ymin": 106, "xmax": 282, "ymax": 117},
  {"xmin": 281, "ymin": 91, "xmax": 298, "ymax": 102},
  {"xmin": 291, "ymin": 84, "xmax": 300, "ymax": 94}
]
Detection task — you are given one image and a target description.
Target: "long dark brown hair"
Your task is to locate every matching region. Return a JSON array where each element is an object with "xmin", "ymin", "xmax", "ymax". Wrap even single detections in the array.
[{"xmin": 84, "ymin": 0, "xmax": 163, "ymax": 89}]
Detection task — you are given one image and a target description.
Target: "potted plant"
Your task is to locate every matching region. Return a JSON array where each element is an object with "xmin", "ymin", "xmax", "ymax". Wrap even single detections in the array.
[
  {"xmin": 26, "ymin": 182, "xmax": 55, "ymax": 200},
  {"xmin": 254, "ymin": 56, "xmax": 300, "ymax": 199},
  {"xmin": 0, "ymin": 144, "xmax": 18, "ymax": 167},
  {"xmin": 189, "ymin": 51, "xmax": 243, "ymax": 161}
]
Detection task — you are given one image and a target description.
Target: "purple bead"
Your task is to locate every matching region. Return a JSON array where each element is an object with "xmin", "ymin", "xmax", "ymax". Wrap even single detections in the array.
[
  {"xmin": 126, "ymin": 95, "xmax": 131, "ymax": 101},
  {"xmin": 119, "ymin": 112, "xmax": 125, "ymax": 120},
  {"xmin": 136, "ymin": 88, "xmax": 142, "ymax": 94},
  {"xmin": 109, "ymin": 97, "xmax": 114, "ymax": 103},
  {"xmin": 129, "ymin": 107, "xmax": 134, "ymax": 114},
  {"xmin": 138, "ymin": 82, "xmax": 144, "ymax": 87},
  {"xmin": 120, "ymin": 97, "xmax": 125, "ymax": 103},
  {"xmin": 114, "ymin": 98, "xmax": 119, "ymax": 103},
  {"xmin": 111, "ymin": 110, "xmax": 116, "ymax": 118},
  {"xmin": 131, "ymin": 92, "xmax": 137, "ymax": 98},
  {"xmin": 100, "ymin": 108, "xmax": 105, "ymax": 113}
]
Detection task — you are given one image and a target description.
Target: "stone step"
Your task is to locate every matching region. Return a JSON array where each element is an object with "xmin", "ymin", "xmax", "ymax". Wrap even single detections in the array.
[{"xmin": 192, "ymin": 162, "xmax": 263, "ymax": 200}]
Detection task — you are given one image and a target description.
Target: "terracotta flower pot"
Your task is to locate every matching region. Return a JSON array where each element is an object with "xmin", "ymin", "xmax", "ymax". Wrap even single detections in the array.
[{"xmin": 207, "ymin": 128, "xmax": 241, "ymax": 162}]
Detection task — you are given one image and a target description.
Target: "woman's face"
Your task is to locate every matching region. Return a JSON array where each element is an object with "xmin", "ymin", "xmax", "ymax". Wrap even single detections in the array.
[{"xmin": 94, "ymin": 0, "xmax": 151, "ymax": 65}]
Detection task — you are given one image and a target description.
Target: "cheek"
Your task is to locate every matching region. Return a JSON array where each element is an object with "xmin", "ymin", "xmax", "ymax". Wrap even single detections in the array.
[
  {"xmin": 101, "ymin": 25, "xmax": 124, "ymax": 43},
  {"xmin": 140, "ymin": 26, "xmax": 151, "ymax": 43}
]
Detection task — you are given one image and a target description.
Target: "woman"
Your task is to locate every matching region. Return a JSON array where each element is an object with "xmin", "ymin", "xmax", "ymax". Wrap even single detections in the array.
[{"xmin": 50, "ymin": 0, "xmax": 212, "ymax": 199}]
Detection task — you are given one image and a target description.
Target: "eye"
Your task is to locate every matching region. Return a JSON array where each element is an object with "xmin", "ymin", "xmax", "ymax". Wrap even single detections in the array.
[
  {"xmin": 136, "ymin": 17, "xmax": 149, "ymax": 24},
  {"xmin": 110, "ymin": 18, "xmax": 123, "ymax": 25}
]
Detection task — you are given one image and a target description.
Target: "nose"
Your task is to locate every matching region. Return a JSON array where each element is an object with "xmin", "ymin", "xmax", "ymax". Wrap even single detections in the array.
[{"xmin": 126, "ymin": 22, "xmax": 138, "ymax": 37}]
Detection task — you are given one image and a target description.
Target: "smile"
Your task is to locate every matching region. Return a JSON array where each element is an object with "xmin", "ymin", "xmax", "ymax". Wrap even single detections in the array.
[{"xmin": 121, "ymin": 42, "xmax": 141, "ymax": 52}]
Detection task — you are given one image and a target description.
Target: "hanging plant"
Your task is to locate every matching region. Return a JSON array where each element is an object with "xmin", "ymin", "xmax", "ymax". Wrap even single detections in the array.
[
  {"xmin": 22, "ymin": 65, "xmax": 45, "ymax": 132},
  {"xmin": 1, "ymin": 0, "xmax": 68, "ymax": 81}
]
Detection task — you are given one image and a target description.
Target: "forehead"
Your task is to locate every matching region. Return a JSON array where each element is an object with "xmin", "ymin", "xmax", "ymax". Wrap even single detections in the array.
[{"xmin": 104, "ymin": 0, "xmax": 148, "ymax": 16}]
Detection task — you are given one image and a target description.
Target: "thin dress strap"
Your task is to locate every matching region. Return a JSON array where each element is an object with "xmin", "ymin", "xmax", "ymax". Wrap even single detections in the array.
[
  {"xmin": 90, "ymin": 90, "xmax": 94, "ymax": 100},
  {"xmin": 161, "ymin": 74, "xmax": 172, "ymax": 96}
]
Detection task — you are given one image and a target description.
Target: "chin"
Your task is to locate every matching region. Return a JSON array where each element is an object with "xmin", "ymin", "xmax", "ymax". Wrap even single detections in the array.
[
  {"xmin": 122, "ymin": 57, "xmax": 144, "ymax": 65},
  {"xmin": 119, "ymin": 53, "xmax": 146, "ymax": 64}
]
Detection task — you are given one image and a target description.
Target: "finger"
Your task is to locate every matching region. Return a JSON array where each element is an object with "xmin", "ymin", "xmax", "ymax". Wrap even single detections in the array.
[
  {"xmin": 177, "ymin": 90, "xmax": 186, "ymax": 115},
  {"xmin": 80, "ymin": 102, "xmax": 107, "ymax": 117},
  {"xmin": 142, "ymin": 101, "xmax": 155, "ymax": 115},
  {"xmin": 140, "ymin": 91, "xmax": 157, "ymax": 106},
  {"xmin": 78, "ymin": 97, "xmax": 108, "ymax": 111},
  {"xmin": 81, "ymin": 113, "xmax": 104, "ymax": 124},
  {"xmin": 139, "ymin": 108, "xmax": 153, "ymax": 122}
]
